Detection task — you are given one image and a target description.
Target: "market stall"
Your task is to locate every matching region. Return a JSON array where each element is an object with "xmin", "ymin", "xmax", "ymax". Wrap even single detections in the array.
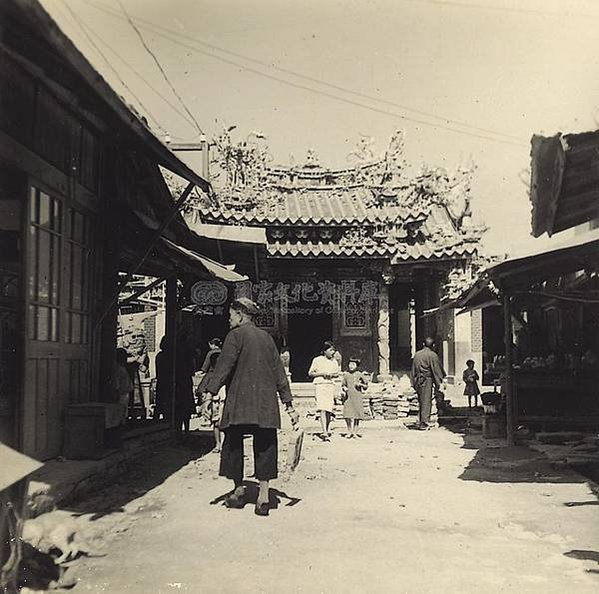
[{"xmin": 453, "ymin": 230, "xmax": 599, "ymax": 441}]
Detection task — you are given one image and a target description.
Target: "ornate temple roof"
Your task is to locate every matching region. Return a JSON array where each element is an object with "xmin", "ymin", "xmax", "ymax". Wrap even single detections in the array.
[{"xmin": 199, "ymin": 130, "xmax": 485, "ymax": 262}]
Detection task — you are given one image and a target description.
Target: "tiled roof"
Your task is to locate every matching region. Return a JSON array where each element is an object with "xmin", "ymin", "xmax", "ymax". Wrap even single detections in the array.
[
  {"xmin": 200, "ymin": 188, "xmax": 480, "ymax": 262},
  {"xmin": 202, "ymin": 187, "xmax": 431, "ymax": 225}
]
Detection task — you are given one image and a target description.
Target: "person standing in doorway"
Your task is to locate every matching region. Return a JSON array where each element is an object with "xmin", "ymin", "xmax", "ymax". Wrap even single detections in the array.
[
  {"xmin": 202, "ymin": 298, "xmax": 299, "ymax": 517},
  {"xmin": 154, "ymin": 336, "xmax": 172, "ymax": 421},
  {"xmin": 411, "ymin": 337, "xmax": 446, "ymax": 430},
  {"xmin": 308, "ymin": 341, "xmax": 341, "ymax": 441},
  {"xmin": 115, "ymin": 348, "xmax": 133, "ymax": 425}
]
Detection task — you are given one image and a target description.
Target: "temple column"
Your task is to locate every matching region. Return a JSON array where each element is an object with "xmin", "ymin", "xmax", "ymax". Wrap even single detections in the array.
[{"xmin": 377, "ymin": 280, "xmax": 392, "ymax": 381}]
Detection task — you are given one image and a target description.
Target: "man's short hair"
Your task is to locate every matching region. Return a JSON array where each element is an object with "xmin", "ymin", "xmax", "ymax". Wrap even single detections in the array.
[
  {"xmin": 230, "ymin": 297, "xmax": 259, "ymax": 318},
  {"xmin": 424, "ymin": 337, "xmax": 435, "ymax": 348}
]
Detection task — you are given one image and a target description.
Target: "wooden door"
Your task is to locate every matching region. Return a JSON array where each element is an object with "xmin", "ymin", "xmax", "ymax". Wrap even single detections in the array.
[{"xmin": 23, "ymin": 186, "xmax": 95, "ymax": 459}]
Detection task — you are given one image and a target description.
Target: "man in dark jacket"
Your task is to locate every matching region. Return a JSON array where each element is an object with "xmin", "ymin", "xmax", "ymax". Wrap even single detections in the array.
[
  {"xmin": 203, "ymin": 298, "xmax": 299, "ymax": 516},
  {"xmin": 411, "ymin": 337, "xmax": 446, "ymax": 430}
]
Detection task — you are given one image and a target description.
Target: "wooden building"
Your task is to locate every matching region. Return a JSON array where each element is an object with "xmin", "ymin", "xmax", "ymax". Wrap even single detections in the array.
[
  {"xmin": 0, "ymin": 0, "xmax": 245, "ymax": 459},
  {"xmin": 195, "ymin": 134, "xmax": 486, "ymax": 381},
  {"xmin": 530, "ymin": 130, "xmax": 599, "ymax": 237},
  {"xmin": 450, "ymin": 129, "xmax": 599, "ymax": 441}
]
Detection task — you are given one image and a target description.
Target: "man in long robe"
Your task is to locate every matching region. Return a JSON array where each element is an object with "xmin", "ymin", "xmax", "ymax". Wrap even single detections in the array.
[
  {"xmin": 411, "ymin": 337, "xmax": 446, "ymax": 430},
  {"xmin": 203, "ymin": 298, "xmax": 299, "ymax": 516}
]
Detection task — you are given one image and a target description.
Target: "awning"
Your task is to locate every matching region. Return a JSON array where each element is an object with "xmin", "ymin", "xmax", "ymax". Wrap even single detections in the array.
[
  {"xmin": 483, "ymin": 228, "xmax": 599, "ymax": 290},
  {"xmin": 190, "ymin": 222, "xmax": 266, "ymax": 245},
  {"xmin": 438, "ymin": 229, "xmax": 599, "ymax": 314},
  {"xmin": 422, "ymin": 289, "xmax": 500, "ymax": 317},
  {"xmin": 0, "ymin": 442, "xmax": 43, "ymax": 490},
  {"xmin": 162, "ymin": 238, "xmax": 248, "ymax": 283}
]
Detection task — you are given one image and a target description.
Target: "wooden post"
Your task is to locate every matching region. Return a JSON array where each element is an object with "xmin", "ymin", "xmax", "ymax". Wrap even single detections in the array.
[
  {"xmin": 217, "ymin": 239, "xmax": 224, "ymax": 264},
  {"xmin": 253, "ymin": 245, "xmax": 260, "ymax": 281},
  {"xmin": 95, "ymin": 181, "xmax": 195, "ymax": 328},
  {"xmin": 166, "ymin": 276, "xmax": 178, "ymax": 430},
  {"xmin": 97, "ymin": 177, "xmax": 121, "ymax": 404},
  {"xmin": 503, "ymin": 294, "xmax": 515, "ymax": 445}
]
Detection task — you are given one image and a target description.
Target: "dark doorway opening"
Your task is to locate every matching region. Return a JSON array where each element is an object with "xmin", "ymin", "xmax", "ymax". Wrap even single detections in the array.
[
  {"xmin": 287, "ymin": 302, "xmax": 333, "ymax": 381},
  {"xmin": 389, "ymin": 284, "xmax": 413, "ymax": 372}
]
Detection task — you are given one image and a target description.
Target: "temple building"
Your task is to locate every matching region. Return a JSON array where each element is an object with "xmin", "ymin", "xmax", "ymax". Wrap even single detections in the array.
[{"xmin": 190, "ymin": 131, "xmax": 487, "ymax": 382}]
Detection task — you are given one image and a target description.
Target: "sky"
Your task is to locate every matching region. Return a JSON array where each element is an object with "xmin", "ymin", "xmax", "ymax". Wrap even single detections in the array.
[{"xmin": 42, "ymin": 0, "xmax": 599, "ymax": 255}]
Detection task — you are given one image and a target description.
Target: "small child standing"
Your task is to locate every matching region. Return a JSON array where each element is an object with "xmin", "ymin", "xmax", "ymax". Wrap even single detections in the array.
[
  {"xmin": 341, "ymin": 357, "xmax": 368, "ymax": 438},
  {"xmin": 116, "ymin": 348, "xmax": 133, "ymax": 425},
  {"xmin": 462, "ymin": 359, "xmax": 481, "ymax": 408}
]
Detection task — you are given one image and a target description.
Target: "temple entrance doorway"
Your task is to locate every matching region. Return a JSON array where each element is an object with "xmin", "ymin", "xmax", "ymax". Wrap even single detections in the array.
[
  {"xmin": 389, "ymin": 283, "xmax": 415, "ymax": 373},
  {"xmin": 287, "ymin": 301, "xmax": 333, "ymax": 382}
]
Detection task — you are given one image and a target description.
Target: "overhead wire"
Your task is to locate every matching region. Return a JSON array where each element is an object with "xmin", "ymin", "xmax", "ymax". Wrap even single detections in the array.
[
  {"xmin": 65, "ymin": 8, "xmax": 204, "ymax": 139},
  {"xmin": 60, "ymin": 0, "xmax": 167, "ymax": 133},
  {"xmin": 398, "ymin": 0, "xmax": 599, "ymax": 20},
  {"xmin": 116, "ymin": 0, "xmax": 204, "ymax": 136},
  {"xmin": 83, "ymin": 0, "xmax": 526, "ymax": 146}
]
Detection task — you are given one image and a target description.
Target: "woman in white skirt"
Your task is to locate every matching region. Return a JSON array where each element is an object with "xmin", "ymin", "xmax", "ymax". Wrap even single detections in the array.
[{"xmin": 308, "ymin": 341, "xmax": 341, "ymax": 441}]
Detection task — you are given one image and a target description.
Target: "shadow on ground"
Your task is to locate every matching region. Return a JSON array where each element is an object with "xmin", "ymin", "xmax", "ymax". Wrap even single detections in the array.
[
  {"xmin": 67, "ymin": 431, "xmax": 215, "ymax": 521},
  {"xmin": 442, "ymin": 420, "xmax": 589, "ymax": 485},
  {"xmin": 210, "ymin": 480, "xmax": 302, "ymax": 511},
  {"xmin": 564, "ymin": 550, "xmax": 599, "ymax": 575}
]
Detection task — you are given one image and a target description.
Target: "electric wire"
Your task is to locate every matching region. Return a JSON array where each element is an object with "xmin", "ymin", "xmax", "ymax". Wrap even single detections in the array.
[
  {"xmin": 60, "ymin": 0, "xmax": 167, "ymax": 133},
  {"xmin": 83, "ymin": 0, "xmax": 526, "ymax": 146},
  {"xmin": 116, "ymin": 0, "xmax": 204, "ymax": 135},
  {"xmin": 398, "ymin": 0, "xmax": 599, "ymax": 20},
  {"xmin": 66, "ymin": 8, "xmax": 199, "ymax": 134},
  {"xmin": 80, "ymin": 24, "xmax": 203, "ymax": 141}
]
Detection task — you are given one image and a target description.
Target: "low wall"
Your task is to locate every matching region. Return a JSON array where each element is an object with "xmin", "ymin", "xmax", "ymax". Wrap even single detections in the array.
[{"xmin": 27, "ymin": 427, "xmax": 174, "ymax": 517}]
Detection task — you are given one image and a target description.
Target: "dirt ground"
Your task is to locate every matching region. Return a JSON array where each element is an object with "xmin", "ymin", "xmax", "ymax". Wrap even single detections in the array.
[{"xmin": 39, "ymin": 418, "xmax": 599, "ymax": 594}]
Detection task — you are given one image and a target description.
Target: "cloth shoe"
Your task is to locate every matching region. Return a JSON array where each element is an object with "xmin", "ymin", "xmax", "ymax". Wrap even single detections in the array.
[
  {"xmin": 224, "ymin": 491, "xmax": 247, "ymax": 509},
  {"xmin": 255, "ymin": 501, "xmax": 270, "ymax": 516}
]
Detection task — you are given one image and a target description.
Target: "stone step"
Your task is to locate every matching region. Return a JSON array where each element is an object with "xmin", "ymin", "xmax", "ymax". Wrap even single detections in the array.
[{"xmin": 290, "ymin": 382, "xmax": 316, "ymax": 398}]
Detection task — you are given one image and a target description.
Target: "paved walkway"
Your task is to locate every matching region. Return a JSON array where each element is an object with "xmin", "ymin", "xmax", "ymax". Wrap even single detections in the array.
[{"xmin": 46, "ymin": 422, "xmax": 599, "ymax": 593}]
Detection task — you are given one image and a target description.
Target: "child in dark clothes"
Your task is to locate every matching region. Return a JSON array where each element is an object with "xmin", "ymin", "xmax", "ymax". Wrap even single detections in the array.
[{"xmin": 462, "ymin": 359, "xmax": 480, "ymax": 408}]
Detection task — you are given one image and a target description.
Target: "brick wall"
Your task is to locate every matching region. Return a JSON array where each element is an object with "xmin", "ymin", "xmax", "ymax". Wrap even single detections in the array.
[
  {"xmin": 144, "ymin": 315, "xmax": 157, "ymax": 352},
  {"xmin": 471, "ymin": 310, "xmax": 483, "ymax": 353}
]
